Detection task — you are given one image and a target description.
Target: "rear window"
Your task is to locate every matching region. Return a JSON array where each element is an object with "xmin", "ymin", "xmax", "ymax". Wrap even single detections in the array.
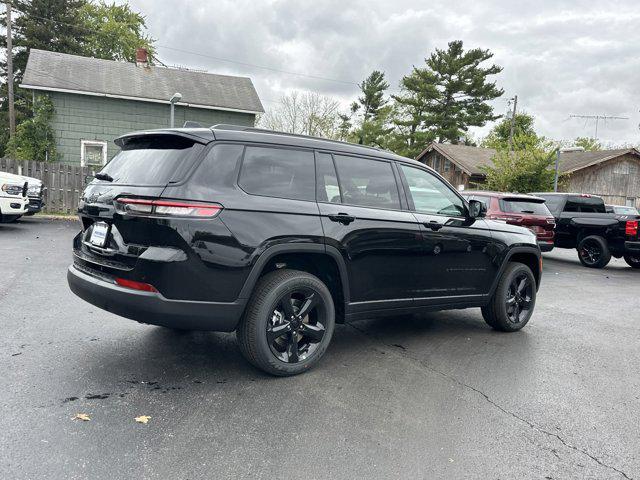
[
  {"xmin": 500, "ymin": 199, "xmax": 550, "ymax": 215},
  {"xmin": 101, "ymin": 135, "xmax": 203, "ymax": 185},
  {"xmin": 564, "ymin": 196, "xmax": 606, "ymax": 213},
  {"xmin": 238, "ymin": 146, "xmax": 315, "ymax": 201}
]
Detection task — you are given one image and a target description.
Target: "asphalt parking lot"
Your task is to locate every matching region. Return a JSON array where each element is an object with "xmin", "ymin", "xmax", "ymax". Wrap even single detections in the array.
[{"xmin": 1, "ymin": 217, "xmax": 639, "ymax": 479}]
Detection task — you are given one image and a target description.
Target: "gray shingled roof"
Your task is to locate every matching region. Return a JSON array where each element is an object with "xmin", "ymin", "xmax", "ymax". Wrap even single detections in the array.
[
  {"xmin": 417, "ymin": 143, "xmax": 640, "ymax": 176},
  {"xmin": 418, "ymin": 143, "xmax": 497, "ymax": 175},
  {"xmin": 557, "ymin": 148, "xmax": 638, "ymax": 173},
  {"xmin": 21, "ymin": 49, "xmax": 264, "ymax": 113}
]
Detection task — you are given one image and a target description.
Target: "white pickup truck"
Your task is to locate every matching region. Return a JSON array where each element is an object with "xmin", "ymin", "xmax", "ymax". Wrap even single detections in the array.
[{"xmin": 0, "ymin": 171, "xmax": 29, "ymax": 223}]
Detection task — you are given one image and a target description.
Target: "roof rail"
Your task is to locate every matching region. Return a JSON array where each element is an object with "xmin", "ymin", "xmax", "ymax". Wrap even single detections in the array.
[{"xmin": 210, "ymin": 124, "xmax": 382, "ymax": 152}]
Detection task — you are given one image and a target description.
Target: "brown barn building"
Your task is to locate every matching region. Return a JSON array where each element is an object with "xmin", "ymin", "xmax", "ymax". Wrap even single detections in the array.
[{"xmin": 416, "ymin": 143, "xmax": 640, "ymax": 209}]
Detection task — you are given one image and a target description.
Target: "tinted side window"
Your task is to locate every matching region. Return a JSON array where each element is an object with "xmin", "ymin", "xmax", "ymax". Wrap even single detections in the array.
[
  {"xmin": 333, "ymin": 155, "xmax": 400, "ymax": 209},
  {"xmin": 316, "ymin": 153, "xmax": 341, "ymax": 203},
  {"xmin": 400, "ymin": 165, "xmax": 465, "ymax": 216},
  {"xmin": 564, "ymin": 196, "xmax": 606, "ymax": 213},
  {"xmin": 239, "ymin": 146, "xmax": 315, "ymax": 201},
  {"xmin": 539, "ymin": 195, "xmax": 564, "ymax": 214}
]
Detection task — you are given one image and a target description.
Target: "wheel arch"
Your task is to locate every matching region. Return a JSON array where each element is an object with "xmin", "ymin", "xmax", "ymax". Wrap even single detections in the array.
[
  {"xmin": 238, "ymin": 244, "xmax": 349, "ymax": 322},
  {"xmin": 491, "ymin": 246, "xmax": 542, "ymax": 295}
]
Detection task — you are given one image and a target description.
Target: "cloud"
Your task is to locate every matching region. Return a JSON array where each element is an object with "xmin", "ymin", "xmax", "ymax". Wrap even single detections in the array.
[{"xmin": 128, "ymin": 0, "xmax": 640, "ymax": 146}]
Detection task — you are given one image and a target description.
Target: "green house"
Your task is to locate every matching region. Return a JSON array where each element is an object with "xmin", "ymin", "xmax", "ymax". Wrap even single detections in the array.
[{"xmin": 20, "ymin": 49, "xmax": 264, "ymax": 166}]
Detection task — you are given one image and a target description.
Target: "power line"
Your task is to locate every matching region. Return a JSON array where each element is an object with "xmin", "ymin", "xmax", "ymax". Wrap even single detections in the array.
[
  {"xmin": 155, "ymin": 45, "xmax": 358, "ymax": 86},
  {"xmin": 9, "ymin": 8, "xmax": 359, "ymax": 88}
]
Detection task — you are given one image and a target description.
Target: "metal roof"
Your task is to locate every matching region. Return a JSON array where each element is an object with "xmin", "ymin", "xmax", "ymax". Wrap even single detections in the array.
[{"xmin": 20, "ymin": 49, "xmax": 264, "ymax": 114}]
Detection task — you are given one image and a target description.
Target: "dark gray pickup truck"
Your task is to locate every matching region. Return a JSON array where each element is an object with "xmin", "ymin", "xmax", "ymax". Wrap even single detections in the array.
[{"xmin": 531, "ymin": 193, "xmax": 640, "ymax": 269}]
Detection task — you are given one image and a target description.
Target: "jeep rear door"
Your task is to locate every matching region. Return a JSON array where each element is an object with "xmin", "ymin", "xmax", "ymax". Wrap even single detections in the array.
[{"xmin": 315, "ymin": 152, "xmax": 423, "ymax": 309}]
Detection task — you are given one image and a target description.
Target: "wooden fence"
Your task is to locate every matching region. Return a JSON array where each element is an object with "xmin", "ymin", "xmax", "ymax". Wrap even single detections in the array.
[{"xmin": 0, "ymin": 158, "xmax": 91, "ymax": 214}]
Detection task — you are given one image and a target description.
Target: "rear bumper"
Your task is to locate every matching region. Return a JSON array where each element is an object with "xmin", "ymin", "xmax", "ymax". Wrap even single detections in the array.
[
  {"xmin": 625, "ymin": 241, "xmax": 640, "ymax": 253},
  {"xmin": 67, "ymin": 265, "xmax": 245, "ymax": 331}
]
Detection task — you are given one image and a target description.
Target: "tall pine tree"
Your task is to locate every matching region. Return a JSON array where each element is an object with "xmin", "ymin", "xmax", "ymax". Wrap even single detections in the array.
[
  {"xmin": 391, "ymin": 40, "xmax": 503, "ymax": 157},
  {"xmin": 351, "ymin": 70, "xmax": 392, "ymax": 147},
  {"xmin": 424, "ymin": 40, "xmax": 503, "ymax": 143}
]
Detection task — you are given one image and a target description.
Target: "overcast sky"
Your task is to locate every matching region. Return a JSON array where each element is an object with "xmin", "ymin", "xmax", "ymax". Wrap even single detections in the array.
[{"xmin": 127, "ymin": 0, "xmax": 640, "ymax": 146}]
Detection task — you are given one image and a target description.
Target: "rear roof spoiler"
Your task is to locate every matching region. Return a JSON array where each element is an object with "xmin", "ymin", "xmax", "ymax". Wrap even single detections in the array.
[{"xmin": 115, "ymin": 128, "xmax": 215, "ymax": 147}]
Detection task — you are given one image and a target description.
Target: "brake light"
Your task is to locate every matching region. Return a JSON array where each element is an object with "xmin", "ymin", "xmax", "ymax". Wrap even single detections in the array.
[
  {"xmin": 115, "ymin": 277, "xmax": 158, "ymax": 292},
  {"xmin": 626, "ymin": 220, "xmax": 638, "ymax": 237},
  {"xmin": 114, "ymin": 198, "xmax": 222, "ymax": 217}
]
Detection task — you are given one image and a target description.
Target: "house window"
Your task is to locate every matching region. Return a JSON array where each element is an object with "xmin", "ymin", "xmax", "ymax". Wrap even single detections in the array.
[
  {"xmin": 81, "ymin": 140, "xmax": 107, "ymax": 167},
  {"xmin": 444, "ymin": 159, "xmax": 451, "ymax": 172}
]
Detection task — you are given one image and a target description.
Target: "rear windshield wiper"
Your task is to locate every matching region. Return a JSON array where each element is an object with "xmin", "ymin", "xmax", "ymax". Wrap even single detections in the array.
[{"xmin": 95, "ymin": 172, "xmax": 114, "ymax": 182}]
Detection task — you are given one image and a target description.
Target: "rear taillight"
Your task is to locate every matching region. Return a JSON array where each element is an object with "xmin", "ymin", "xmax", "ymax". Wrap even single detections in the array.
[
  {"xmin": 115, "ymin": 277, "xmax": 158, "ymax": 292},
  {"xmin": 626, "ymin": 220, "xmax": 638, "ymax": 237},
  {"xmin": 114, "ymin": 198, "xmax": 222, "ymax": 218}
]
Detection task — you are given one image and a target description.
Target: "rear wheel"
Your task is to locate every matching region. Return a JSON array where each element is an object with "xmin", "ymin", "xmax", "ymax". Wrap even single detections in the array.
[
  {"xmin": 482, "ymin": 262, "xmax": 536, "ymax": 332},
  {"xmin": 624, "ymin": 254, "xmax": 640, "ymax": 269},
  {"xmin": 236, "ymin": 269, "xmax": 335, "ymax": 376},
  {"xmin": 577, "ymin": 235, "xmax": 611, "ymax": 268}
]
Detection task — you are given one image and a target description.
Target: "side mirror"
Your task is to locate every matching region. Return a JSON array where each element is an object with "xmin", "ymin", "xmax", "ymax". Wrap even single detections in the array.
[
  {"xmin": 84, "ymin": 174, "xmax": 95, "ymax": 184},
  {"xmin": 467, "ymin": 199, "xmax": 486, "ymax": 218}
]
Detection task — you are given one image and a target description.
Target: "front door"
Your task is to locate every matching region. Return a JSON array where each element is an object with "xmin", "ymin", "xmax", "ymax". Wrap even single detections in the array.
[
  {"xmin": 396, "ymin": 164, "xmax": 498, "ymax": 304},
  {"xmin": 316, "ymin": 152, "xmax": 423, "ymax": 308}
]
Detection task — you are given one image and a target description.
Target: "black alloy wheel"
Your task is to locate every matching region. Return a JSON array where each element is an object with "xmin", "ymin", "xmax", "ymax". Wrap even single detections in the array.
[
  {"xmin": 267, "ymin": 288, "xmax": 327, "ymax": 363},
  {"xmin": 481, "ymin": 262, "xmax": 536, "ymax": 332},
  {"xmin": 505, "ymin": 273, "xmax": 533, "ymax": 323},
  {"xmin": 237, "ymin": 269, "xmax": 335, "ymax": 376},
  {"xmin": 579, "ymin": 238, "xmax": 602, "ymax": 265},
  {"xmin": 577, "ymin": 235, "xmax": 611, "ymax": 269}
]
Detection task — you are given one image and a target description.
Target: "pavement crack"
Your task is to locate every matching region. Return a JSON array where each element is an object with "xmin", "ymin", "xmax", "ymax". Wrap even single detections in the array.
[{"xmin": 347, "ymin": 322, "xmax": 632, "ymax": 480}]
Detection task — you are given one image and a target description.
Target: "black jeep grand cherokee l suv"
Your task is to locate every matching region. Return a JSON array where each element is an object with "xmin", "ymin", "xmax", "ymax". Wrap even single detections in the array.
[{"xmin": 68, "ymin": 125, "xmax": 542, "ymax": 376}]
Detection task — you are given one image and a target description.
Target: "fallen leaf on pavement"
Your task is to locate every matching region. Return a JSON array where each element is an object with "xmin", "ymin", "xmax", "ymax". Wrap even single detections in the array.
[
  {"xmin": 135, "ymin": 415, "xmax": 151, "ymax": 424},
  {"xmin": 74, "ymin": 413, "xmax": 91, "ymax": 421}
]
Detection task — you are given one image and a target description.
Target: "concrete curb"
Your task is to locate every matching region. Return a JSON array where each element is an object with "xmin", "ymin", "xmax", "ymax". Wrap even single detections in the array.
[{"xmin": 35, "ymin": 214, "xmax": 78, "ymax": 221}]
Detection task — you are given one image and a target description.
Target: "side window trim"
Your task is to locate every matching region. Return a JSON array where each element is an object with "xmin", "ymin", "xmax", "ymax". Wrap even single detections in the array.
[
  {"xmin": 397, "ymin": 163, "xmax": 468, "ymax": 218},
  {"xmin": 391, "ymin": 161, "xmax": 409, "ymax": 211},
  {"xmin": 314, "ymin": 150, "xmax": 343, "ymax": 204}
]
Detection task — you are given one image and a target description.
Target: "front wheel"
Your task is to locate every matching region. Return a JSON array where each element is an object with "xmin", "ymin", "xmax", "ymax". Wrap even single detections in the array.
[
  {"xmin": 577, "ymin": 235, "xmax": 611, "ymax": 268},
  {"xmin": 482, "ymin": 262, "xmax": 536, "ymax": 332},
  {"xmin": 236, "ymin": 269, "xmax": 335, "ymax": 376},
  {"xmin": 624, "ymin": 254, "xmax": 640, "ymax": 269}
]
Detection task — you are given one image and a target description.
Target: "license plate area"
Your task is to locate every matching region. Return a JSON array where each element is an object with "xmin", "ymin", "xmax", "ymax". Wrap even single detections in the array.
[{"xmin": 90, "ymin": 222, "xmax": 110, "ymax": 247}]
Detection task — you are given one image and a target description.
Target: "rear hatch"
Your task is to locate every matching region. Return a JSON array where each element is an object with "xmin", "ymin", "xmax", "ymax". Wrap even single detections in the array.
[
  {"xmin": 75, "ymin": 133, "xmax": 206, "ymax": 272},
  {"xmin": 493, "ymin": 196, "xmax": 555, "ymax": 241}
]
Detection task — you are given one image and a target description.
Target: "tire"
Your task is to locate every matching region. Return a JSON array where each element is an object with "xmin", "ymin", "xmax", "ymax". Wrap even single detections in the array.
[
  {"xmin": 624, "ymin": 254, "xmax": 640, "ymax": 269},
  {"xmin": 577, "ymin": 235, "xmax": 611, "ymax": 268},
  {"xmin": 236, "ymin": 269, "xmax": 335, "ymax": 376},
  {"xmin": 481, "ymin": 262, "xmax": 536, "ymax": 332}
]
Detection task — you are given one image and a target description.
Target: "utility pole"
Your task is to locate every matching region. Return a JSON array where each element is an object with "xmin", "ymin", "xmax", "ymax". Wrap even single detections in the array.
[
  {"xmin": 569, "ymin": 114, "xmax": 628, "ymax": 139},
  {"xmin": 508, "ymin": 95, "xmax": 518, "ymax": 152},
  {"xmin": 5, "ymin": 1, "xmax": 16, "ymax": 137}
]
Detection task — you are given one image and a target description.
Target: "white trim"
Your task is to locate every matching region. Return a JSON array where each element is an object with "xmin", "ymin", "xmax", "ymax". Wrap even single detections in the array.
[
  {"xmin": 81, "ymin": 140, "xmax": 108, "ymax": 167},
  {"xmin": 20, "ymin": 84, "xmax": 263, "ymax": 115}
]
